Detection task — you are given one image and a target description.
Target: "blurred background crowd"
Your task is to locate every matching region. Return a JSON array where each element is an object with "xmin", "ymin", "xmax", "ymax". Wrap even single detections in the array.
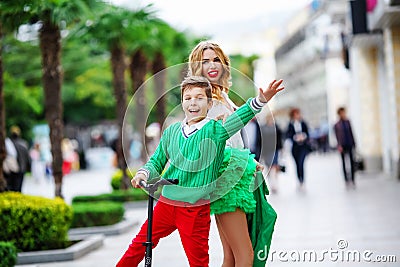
[{"xmin": 1, "ymin": 0, "xmax": 400, "ymax": 195}]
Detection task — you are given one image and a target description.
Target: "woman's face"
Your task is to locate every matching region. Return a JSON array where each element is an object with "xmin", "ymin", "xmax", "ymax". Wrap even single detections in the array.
[{"xmin": 201, "ymin": 49, "xmax": 223, "ymax": 84}]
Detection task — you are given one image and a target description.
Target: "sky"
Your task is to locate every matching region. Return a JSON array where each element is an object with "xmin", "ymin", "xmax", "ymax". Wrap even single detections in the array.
[
  {"xmin": 110, "ymin": 0, "xmax": 313, "ymax": 36},
  {"xmin": 109, "ymin": 0, "xmax": 314, "ymax": 84}
]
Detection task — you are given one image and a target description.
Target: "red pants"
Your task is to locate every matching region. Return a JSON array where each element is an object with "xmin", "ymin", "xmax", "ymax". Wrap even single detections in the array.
[{"xmin": 116, "ymin": 196, "xmax": 211, "ymax": 267}]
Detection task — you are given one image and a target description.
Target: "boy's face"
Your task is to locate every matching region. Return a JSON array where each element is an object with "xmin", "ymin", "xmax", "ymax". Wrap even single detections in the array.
[{"xmin": 182, "ymin": 86, "xmax": 212, "ymax": 125}]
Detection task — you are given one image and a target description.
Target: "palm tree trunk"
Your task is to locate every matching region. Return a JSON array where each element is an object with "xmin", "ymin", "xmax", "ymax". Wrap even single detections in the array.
[
  {"xmin": 0, "ymin": 24, "xmax": 7, "ymax": 192},
  {"xmin": 39, "ymin": 21, "xmax": 64, "ymax": 198},
  {"xmin": 129, "ymin": 49, "xmax": 148, "ymax": 162},
  {"xmin": 111, "ymin": 46, "xmax": 129, "ymax": 189},
  {"xmin": 151, "ymin": 52, "xmax": 166, "ymax": 130}
]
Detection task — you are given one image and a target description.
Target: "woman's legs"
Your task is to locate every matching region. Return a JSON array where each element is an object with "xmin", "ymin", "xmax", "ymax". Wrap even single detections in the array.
[
  {"xmin": 216, "ymin": 216, "xmax": 235, "ymax": 267},
  {"xmin": 216, "ymin": 209, "xmax": 253, "ymax": 267}
]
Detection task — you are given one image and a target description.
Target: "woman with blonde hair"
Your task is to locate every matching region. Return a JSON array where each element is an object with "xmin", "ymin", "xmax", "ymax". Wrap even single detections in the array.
[{"xmin": 188, "ymin": 41, "xmax": 277, "ymax": 267}]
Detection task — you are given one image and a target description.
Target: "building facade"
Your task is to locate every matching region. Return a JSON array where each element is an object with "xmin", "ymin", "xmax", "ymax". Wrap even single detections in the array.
[
  {"xmin": 273, "ymin": 1, "xmax": 349, "ymax": 147},
  {"xmin": 348, "ymin": 0, "xmax": 400, "ymax": 175}
]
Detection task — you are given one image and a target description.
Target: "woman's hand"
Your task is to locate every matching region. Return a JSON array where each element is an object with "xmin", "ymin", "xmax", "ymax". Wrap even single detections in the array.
[
  {"xmin": 255, "ymin": 160, "xmax": 265, "ymax": 172},
  {"xmin": 214, "ymin": 113, "xmax": 229, "ymax": 124}
]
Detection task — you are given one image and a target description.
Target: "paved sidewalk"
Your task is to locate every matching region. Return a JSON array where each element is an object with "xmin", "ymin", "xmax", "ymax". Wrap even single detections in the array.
[
  {"xmin": 21, "ymin": 167, "xmax": 115, "ymax": 205},
  {"xmin": 17, "ymin": 152, "xmax": 400, "ymax": 266},
  {"xmin": 267, "ymin": 152, "xmax": 400, "ymax": 267}
]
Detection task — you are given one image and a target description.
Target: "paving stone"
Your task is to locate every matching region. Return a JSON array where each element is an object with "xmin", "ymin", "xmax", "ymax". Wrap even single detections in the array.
[{"xmin": 17, "ymin": 152, "xmax": 400, "ymax": 266}]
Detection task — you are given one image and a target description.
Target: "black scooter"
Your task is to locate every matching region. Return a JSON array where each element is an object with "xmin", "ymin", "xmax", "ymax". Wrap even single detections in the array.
[{"xmin": 139, "ymin": 178, "xmax": 179, "ymax": 267}]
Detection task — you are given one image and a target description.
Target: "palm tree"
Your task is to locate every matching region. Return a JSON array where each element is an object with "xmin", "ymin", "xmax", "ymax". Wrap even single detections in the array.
[
  {"xmin": 126, "ymin": 10, "xmax": 154, "ymax": 163},
  {"xmin": 149, "ymin": 21, "xmax": 195, "ymax": 126},
  {"xmin": 128, "ymin": 18, "xmax": 190, "ymax": 141},
  {"xmin": 0, "ymin": 23, "xmax": 6, "ymax": 192},
  {"xmin": 128, "ymin": 48, "xmax": 148, "ymax": 163},
  {"xmin": 148, "ymin": 20, "xmax": 173, "ymax": 127},
  {"xmin": 86, "ymin": 5, "xmax": 152, "ymax": 189},
  {"xmin": 1, "ymin": 0, "xmax": 97, "ymax": 197},
  {"xmin": 0, "ymin": 3, "xmax": 31, "ymax": 191}
]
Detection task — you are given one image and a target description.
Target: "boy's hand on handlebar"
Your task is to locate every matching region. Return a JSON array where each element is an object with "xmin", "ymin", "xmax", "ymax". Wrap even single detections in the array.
[{"xmin": 131, "ymin": 173, "xmax": 147, "ymax": 188}]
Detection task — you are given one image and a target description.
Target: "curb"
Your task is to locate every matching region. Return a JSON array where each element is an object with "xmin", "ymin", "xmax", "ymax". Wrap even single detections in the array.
[
  {"xmin": 123, "ymin": 200, "xmax": 148, "ymax": 209},
  {"xmin": 17, "ymin": 234, "xmax": 104, "ymax": 265},
  {"xmin": 68, "ymin": 217, "xmax": 138, "ymax": 236}
]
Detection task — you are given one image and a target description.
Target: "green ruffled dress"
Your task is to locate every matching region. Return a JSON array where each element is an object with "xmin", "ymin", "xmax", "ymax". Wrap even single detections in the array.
[
  {"xmin": 248, "ymin": 171, "xmax": 278, "ymax": 266},
  {"xmin": 210, "ymin": 147, "xmax": 257, "ymax": 214},
  {"xmin": 210, "ymin": 147, "xmax": 277, "ymax": 266}
]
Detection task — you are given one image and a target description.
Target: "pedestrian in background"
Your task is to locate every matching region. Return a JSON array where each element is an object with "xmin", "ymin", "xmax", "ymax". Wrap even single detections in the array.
[
  {"xmin": 29, "ymin": 142, "xmax": 45, "ymax": 183},
  {"xmin": 3, "ymin": 137, "xmax": 19, "ymax": 190},
  {"xmin": 286, "ymin": 108, "xmax": 310, "ymax": 191},
  {"xmin": 62, "ymin": 138, "xmax": 77, "ymax": 176},
  {"xmin": 260, "ymin": 115, "xmax": 283, "ymax": 193},
  {"xmin": 7, "ymin": 126, "xmax": 31, "ymax": 192},
  {"xmin": 242, "ymin": 117, "xmax": 262, "ymax": 161},
  {"xmin": 334, "ymin": 107, "xmax": 356, "ymax": 189}
]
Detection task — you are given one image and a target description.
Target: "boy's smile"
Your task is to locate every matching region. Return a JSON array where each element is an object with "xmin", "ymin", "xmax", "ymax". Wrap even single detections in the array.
[{"xmin": 182, "ymin": 86, "xmax": 212, "ymax": 126}]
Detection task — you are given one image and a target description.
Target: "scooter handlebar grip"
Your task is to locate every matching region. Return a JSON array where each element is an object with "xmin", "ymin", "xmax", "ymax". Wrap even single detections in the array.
[{"xmin": 139, "ymin": 180, "xmax": 148, "ymax": 188}]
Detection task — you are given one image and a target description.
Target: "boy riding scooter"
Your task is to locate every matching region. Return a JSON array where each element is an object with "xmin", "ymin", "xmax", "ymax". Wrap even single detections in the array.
[{"xmin": 116, "ymin": 76, "xmax": 284, "ymax": 267}]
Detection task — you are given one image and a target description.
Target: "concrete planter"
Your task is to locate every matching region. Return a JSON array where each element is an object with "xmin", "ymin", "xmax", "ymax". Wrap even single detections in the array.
[
  {"xmin": 17, "ymin": 234, "xmax": 104, "ymax": 265},
  {"xmin": 68, "ymin": 218, "xmax": 138, "ymax": 236},
  {"xmin": 16, "ymin": 217, "xmax": 137, "ymax": 265}
]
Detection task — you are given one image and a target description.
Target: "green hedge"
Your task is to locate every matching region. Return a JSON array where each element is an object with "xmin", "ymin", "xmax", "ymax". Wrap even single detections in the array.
[
  {"xmin": 111, "ymin": 169, "xmax": 136, "ymax": 190},
  {"xmin": 0, "ymin": 241, "xmax": 17, "ymax": 267},
  {"xmin": 71, "ymin": 201, "xmax": 124, "ymax": 228},
  {"xmin": 71, "ymin": 189, "xmax": 148, "ymax": 203},
  {"xmin": 0, "ymin": 192, "xmax": 73, "ymax": 252}
]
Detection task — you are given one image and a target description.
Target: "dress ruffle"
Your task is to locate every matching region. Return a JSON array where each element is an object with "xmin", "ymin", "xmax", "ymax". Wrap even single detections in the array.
[{"xmin": 210, "ymin": 147, "xmax": 257, "ymax": 215}]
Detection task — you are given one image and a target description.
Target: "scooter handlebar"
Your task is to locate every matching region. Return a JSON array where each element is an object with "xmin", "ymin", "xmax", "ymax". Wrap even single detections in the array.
[{"xmin": 139, "ymin": 178, "xmax": 179, "ymax": 191}]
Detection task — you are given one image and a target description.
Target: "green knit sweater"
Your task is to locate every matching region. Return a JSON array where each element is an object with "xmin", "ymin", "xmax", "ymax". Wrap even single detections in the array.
[{"xmin": 140, "ymin": 98, "xmax": 262, "ymax": 203}]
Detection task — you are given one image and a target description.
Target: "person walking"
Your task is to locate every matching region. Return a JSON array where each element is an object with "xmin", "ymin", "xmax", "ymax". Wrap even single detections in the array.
[
  {"xmin": 6, "ymin": 126, "xmax": 31, "ymax": 192},
  {"xmin": 3, "ymin": 137, "xmax": 19, "ymax": 190},
  {"xmin": 286, "ymin": 108, "xmax": 310, "ymax": 190},
  {"xmin": 29, "ymin": 143, "xmax": 46, "ymax": 183},
  {"xmin": 242, "ymin": 117, "xmax": 262, "ymax": 161},
  {"xmin": 334, "ymin": 107, "xmax": 356, "ymax": 189},
  {"xmin": 260, "ymin": 115, "xmax": 283, "ymax": 193}
]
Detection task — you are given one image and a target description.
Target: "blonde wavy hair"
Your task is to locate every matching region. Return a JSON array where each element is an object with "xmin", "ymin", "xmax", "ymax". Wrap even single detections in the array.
[{"xmin": 187, "ymin": 41, "xmax": 232, "ymax": 101}]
